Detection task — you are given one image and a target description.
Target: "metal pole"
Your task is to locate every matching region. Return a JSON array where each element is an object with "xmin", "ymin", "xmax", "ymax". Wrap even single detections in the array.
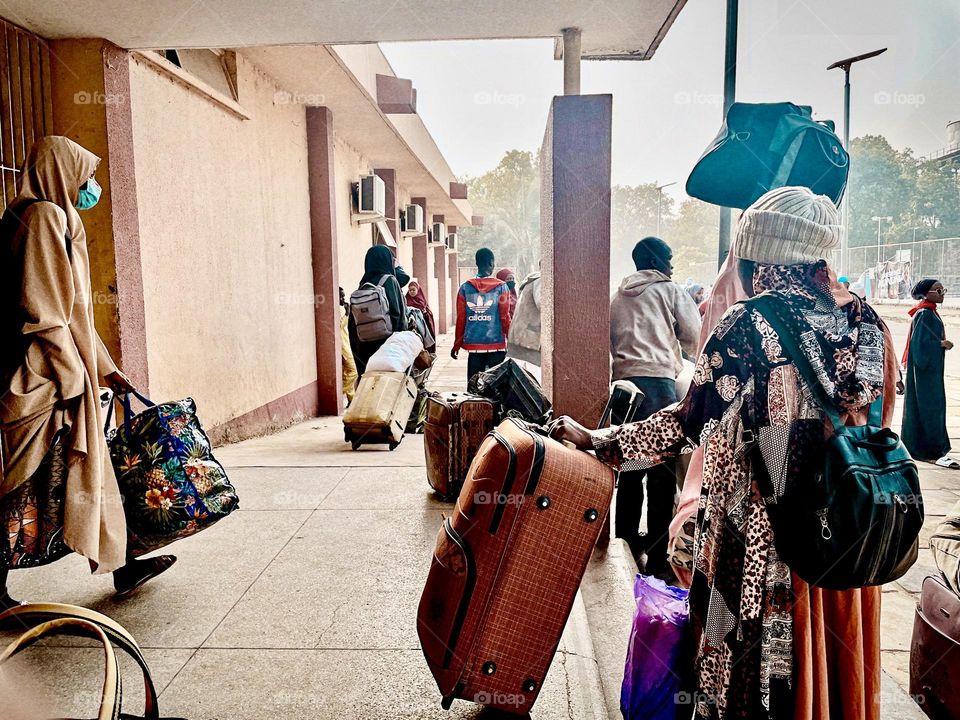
[
  {"xmin": 717, "ymin": 0, "xmax": 739, "ymax": 268},
  {"xmin": 657, "ymin": 190, "xmax": 662, "ymax": 236},
  {"xmin": 562, "ymin": 28, "xmax": 581, "ymax": 96},
  {"xmin": 876, "ymin": 217, "xmax": 881, "ymax": 267},
  {"xmin": 840, "ymin": 68, "xmax": 851, "ymax": 275}
]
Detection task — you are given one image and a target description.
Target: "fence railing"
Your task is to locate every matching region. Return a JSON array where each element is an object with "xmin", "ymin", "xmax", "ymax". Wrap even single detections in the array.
[{"xmin": 837, "ymin": 237, "xmax": 960, "ymax": 300}]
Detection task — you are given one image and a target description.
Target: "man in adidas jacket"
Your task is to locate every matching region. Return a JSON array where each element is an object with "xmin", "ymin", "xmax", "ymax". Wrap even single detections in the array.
[{"xmin": 452, "ymin": 247, "xmax": 512, "ymax": 383}]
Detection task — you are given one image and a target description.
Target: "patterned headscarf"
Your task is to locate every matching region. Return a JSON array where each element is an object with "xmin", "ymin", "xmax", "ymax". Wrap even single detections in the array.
[{"xmin": 753, "ymin": 260, "xmax": 885, "ymax": 412}]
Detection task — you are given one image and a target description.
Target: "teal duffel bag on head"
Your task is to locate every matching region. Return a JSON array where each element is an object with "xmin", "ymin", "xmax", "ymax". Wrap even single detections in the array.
[
  {"xmin": 749, "ymin": 294, "xmax": 923, "ymax": 590},
  {"xmin": 686, "ymin": 101, "xmax": 849, "ymax": 209},
  {"xmin": 105, "ymin": 390, "xmax": 239, "ymax": 554}
]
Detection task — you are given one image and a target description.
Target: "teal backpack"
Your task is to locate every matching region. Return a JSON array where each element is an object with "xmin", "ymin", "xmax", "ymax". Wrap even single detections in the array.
[{"xmin": 686, "ymin": 101, "xmax": 849, "ymax": 209}]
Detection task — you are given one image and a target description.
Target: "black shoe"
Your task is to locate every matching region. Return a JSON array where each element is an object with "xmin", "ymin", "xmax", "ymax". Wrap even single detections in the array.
[{"xmin": 113, "ymin": 555, "xmax": 177, "ymax": 599}]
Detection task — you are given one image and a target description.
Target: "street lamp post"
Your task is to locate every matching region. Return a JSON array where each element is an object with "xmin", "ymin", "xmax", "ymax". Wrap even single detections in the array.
[
  {"xmin": 872, "ymin": 215, "xmax": 892, "ymax": 267},
  {"xmin": 828, "ymin": 47, "xmax": 888, "ymax": 276},
  {"xmin": 717, "ymin": 0, "xmax": 739, "ymax": 269},
  {"xmin": 656, "ymin": 181, "xmax": 676, "ymax": 236}
]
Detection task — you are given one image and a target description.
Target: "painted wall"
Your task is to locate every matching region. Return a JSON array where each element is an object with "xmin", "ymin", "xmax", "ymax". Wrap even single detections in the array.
[
  {"xmin": 128, "ymin": 52, "xmax": 317, "ymax": 427},
  {"xmin": 333, "ymin": 135, "xmax": 375, "ymax": 294}
]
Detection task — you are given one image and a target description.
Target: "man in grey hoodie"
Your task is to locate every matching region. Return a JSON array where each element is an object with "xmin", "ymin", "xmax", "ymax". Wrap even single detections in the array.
[{"xmin": 610, "ymin": 236, "xmax": 701, "ymax": 573}]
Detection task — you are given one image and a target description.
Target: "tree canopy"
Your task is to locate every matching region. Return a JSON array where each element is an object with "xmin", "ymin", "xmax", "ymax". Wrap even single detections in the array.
[{"xmin": 454, "ymin": 138, "xmax": 959, "ymax": 286}]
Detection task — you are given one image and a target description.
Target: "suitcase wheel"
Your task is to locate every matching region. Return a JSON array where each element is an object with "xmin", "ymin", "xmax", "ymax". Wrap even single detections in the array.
[
  {"xmin": 440, "ymin": 695, "xmax": 454, "ymax": 710},
  {"xmin": 351, "ymin": 439, "xmax": 362, "ymax": 451},
  {"xmin": 388, "ymin": 440, "xmax": 401, "ymax": 451}
]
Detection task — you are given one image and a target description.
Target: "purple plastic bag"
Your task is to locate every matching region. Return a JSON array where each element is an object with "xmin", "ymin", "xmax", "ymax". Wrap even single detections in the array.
[{"xmin": 621, "ymin": 574, "xmax": 693, "ymax": 720}]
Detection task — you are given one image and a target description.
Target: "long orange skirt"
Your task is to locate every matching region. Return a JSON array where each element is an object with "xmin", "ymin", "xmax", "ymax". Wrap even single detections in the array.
[{"xmin": 792, "ymin": 575, "xmax": 882, "ymax": 720}]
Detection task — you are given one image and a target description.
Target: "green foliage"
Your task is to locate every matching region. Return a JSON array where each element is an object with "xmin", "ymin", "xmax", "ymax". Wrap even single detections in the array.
[
  {"xmin": 848, "ymin": 135, "xmax": 960, "ymax": 248},
  {"xmin": 457, "ymin": 150, "xmax": 539, "ymax": 277},
  {"xmin": 667, "ymin": 200, "xmax": 720, "ymax": 284}
]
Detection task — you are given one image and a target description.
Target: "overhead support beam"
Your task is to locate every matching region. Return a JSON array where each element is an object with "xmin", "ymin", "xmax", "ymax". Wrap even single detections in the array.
[
  {"xmin": 376, "ymin": 73, "xmax": 417, "ymax": 114},
  {"xmin": 562, "ymin": 28, "xmax": 582, "ymax": 96}
]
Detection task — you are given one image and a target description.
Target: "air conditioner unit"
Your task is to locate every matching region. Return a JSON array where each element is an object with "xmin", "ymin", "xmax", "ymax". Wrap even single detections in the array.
[
  {"xmin": 430, "ymin": 221, "xmax": 447, "ymax": 245},
  {"xmin": 446, "ymin": 232, "xmax": 458, "ymax": 252},
  {"xmin": 401, "ymin": 204, "xmax": 424, "ymax": 236},
  {"xmin": 353, "ymin": 173, "xmax": 385, "ymax": 223}
]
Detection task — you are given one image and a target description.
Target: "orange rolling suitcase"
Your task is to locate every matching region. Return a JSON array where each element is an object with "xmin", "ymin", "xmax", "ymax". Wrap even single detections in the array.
[{"xmin": 417, "ymin": 418, "xmax": 615, "ymax": 714}]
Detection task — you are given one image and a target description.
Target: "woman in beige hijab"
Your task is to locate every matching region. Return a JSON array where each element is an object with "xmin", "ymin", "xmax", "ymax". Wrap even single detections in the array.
[{"xmin": 1, "ymin": 136, "xmax": 175, "ymax": 608}]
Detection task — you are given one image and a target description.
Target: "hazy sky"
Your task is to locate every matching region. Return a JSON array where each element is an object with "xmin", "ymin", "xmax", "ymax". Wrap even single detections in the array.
[{"xmin": 382, "ymin": 0, "xmax": 959, "ymax": 203}]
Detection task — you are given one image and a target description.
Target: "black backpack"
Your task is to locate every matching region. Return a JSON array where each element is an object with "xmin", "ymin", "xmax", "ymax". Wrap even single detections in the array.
[{"xmin": 749, "ymin": 294, "xmax": 922, "ymax": 589}]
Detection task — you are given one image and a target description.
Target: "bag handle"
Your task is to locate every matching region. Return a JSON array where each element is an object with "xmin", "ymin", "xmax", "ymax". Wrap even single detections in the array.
[
  {"xmin": 103, "ymin": 388, "xmax": 156, "ymax": 435},
  {"xmin": 0, "ymin": 601, "xmax": 161, "ymax": 719},
  {"xmin": 769, "ymin": 130, "xmax": 806, "ymax": 189},
  {"xmin": 0, "ymin": 617, "xmax": 120, "ymax": 720}
]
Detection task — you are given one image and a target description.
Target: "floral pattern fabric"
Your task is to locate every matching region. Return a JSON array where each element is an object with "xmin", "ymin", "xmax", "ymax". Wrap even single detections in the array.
[
  {"xmin": 1, "ymin": 430, "xmax": 70, "ymax": 568},
  {"xmin": 108, "ymin": 397, "xmax": 238, "ymax": 555},
  {"xmin": 593, "ymin": 262, "xmax": 886, "ymax": 720}
]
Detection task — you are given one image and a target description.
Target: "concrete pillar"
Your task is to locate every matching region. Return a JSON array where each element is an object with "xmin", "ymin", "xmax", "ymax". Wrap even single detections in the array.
[
  {"xmin": 562, "ymin": 28, "xmax": 582, "ymax": 96},
  {"xmin": 50, "ymin": 39, "xmax": 150, "ymax": 392},
  {"xmin": 411, "ymin": 196, "xmax": 429, "ymax": 303},
  {"xmin": 306, "ymin": 107, "xmax": 343, "ymax": 415},
  {"xmin": 434, "ymin": 244, "xmax": 449, "ymax": 335},
  {"xmin": 374, "ymin": 168, "xmax": 397, "ymax": 239},
  {"xmin": 448, "ymin": 251, "xmax": 459, "ymax": 330},
  {"xmin": 540, "ymin": 94, "xmax": 612, "ymax": 426}
]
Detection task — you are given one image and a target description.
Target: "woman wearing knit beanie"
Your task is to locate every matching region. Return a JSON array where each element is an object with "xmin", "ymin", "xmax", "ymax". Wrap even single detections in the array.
[{"xmin": 554, "ymin": 186, "xmax": 895, "ymax": 720}]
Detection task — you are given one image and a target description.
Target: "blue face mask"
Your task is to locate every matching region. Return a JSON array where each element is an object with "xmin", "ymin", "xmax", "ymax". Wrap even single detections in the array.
[{"xmin": 76, "ymin": 177, "xmax": 101, "ymax": 210}]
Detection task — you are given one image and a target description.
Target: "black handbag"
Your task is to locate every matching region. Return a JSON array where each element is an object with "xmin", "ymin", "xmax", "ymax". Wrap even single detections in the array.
[
  {"xmin": 749, "ymin": 295, "xmax": 923, "ymax": 589},
  {"xmin": 686, "ymin": 102, "xmax": 849, "ymax": 209}
]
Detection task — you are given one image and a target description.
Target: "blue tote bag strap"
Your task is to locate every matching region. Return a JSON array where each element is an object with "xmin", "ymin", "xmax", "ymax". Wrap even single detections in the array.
[{"xmin": 103, "ymin": 389, "xmax": 156, "ymax": 434}]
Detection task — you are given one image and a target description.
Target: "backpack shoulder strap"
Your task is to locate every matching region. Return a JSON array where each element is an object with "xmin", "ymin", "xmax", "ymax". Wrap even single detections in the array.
[
  {"xmin": 748, "ymin": 293, "xmax": 844, "ymax": 429},
  {"xmin": 377, "ymin": 274, "xmax": 392, "ymax": 287}
]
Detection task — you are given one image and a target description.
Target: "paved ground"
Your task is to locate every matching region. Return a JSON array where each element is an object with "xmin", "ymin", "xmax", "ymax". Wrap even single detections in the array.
[
  {"xmin": 3, "ymin": 312, "xmax": 956, "ymax": 718},
  {"xmin": 2, "ymin": 339, "xmax": 607, "ymax": 719},
  {"xmin": 875, "ymin": 308, "xmax": 960, "ymax": 698}
]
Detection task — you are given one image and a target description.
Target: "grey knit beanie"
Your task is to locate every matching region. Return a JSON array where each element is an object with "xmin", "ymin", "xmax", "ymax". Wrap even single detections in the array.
[{"xmin": 732, "ymin": 186, "xmax": 841, "ymax": 265}]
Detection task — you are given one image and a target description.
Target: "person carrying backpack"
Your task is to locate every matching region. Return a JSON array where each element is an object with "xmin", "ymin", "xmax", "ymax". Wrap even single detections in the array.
[
  {"xmin": 348, "ymin": 245, "xmax": 407, "ymax": 377},
  {"xmin": 553, "ymin": 187, "xmax": 901, "ymax": 720}
]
